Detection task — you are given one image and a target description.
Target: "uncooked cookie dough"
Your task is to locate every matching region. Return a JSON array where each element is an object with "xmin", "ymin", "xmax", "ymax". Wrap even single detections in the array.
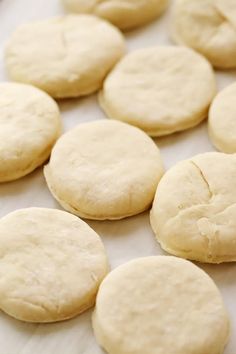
[
  {"xmin": 5, "ymin": 15, "xmax": 125, "ymax": 98},
  {"xmin": 0, "ymin": 208, "xmax": 108, "ymax": 323},
  {"xmin": 209, "ymin": 83, "xmax": 236, "ymax": 153},
  {"xmin": 150, "ymin": 152, "xmax": 236, "ymax": 263},
  {"xmin": 99, "ymin": 46, "xmax": 216, "ymax": 137},
  {"xmin": 62, "ymin": 0, "xmax": 169, "ymax": 31},
  {"xmin": 44, "ymin": 120, "xmax": 164, "ymax": 220},
  {"xmin": 0, "ymin": 82, "xmax": 61, "ymax": 182},
  {"xmin": 93, "ymin": 256, "xmax": 229, "ymax": 354},
  {"xmin": 171, "ymin": 0, "xmax": 236, "ymax": 69}
]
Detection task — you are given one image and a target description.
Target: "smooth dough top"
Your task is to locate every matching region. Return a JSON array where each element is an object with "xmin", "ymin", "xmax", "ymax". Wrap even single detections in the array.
[
  {"xmin": 209, "ymin": 83, "xmax": 236, "ymax": 153},
  {"xmin": 93, "ymin": 256, "xmax": 229, "ymax": 354},
  {"xmin": 150, "ymin": 152, "xmax": 236, "ymax": 263},
  {"xmin": 99, "ymin": 46, "xmax": 216, "ymax": 137},
  {"xmin": 44, "ymin": 120, "xmax": 164, "ymax": 220},
  {"xmin": 171, "ymin": 0, "xmax": 236, "ymax": 69},
  {"xmin": 0, "ymin": 82, "xmax": 61, "ymax": 182},
  {"xmin": 5, "ymin": 15, "xmax": 125, "ymax": 98},
  {"xmin": 62, "ymin": 0, "xmax": 169, "ymax": 31},
  {"xmin": 0, "ymin": 208, "xmax": 108, "ymax": 323}
]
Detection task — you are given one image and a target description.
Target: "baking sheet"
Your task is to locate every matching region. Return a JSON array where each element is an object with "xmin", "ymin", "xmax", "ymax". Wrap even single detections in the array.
[{"xmin": 0, "ymin": 0, "xmax": 236, "ymax": 353}]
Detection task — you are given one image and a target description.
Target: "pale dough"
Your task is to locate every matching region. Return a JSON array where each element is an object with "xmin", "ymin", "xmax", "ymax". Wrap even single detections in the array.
[
  {"xmin": 171, "ymin": 0, "xmax": 236, "ymax": 69},
  {"xmin": 209, "ymin": 82, "xmax": 236, "ymax": 153},
  {"xmin": 44, "ymin": 120, "xmax": 164, "ymax": 220},
  {"xmin": 99, "ymin": 46, "xmax": 216, "ymax": 137},
  {"xmin": 62, "ymin": 0, "xmax": 169, "ymax": 31},
  {"xmin": 0, "ymin": 208, "xmax": 108, "ymax": 323},
  {"xmin": 150, "ymin": 152, "xmax": 236, "ymax": 263},
  {"xmin": 5, "ymin": 15, "xmax": 125, "ymax": 98},
  {"xmin": 0, "ymin": 82, "xmax": 61, "ymax": 182},
  {"xmin": 93, "ymin": 256, "xmax": 229, "ymax": 354}
]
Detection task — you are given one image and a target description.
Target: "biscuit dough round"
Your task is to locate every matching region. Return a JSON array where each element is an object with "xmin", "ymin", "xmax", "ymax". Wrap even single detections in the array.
[
  {"xmin": 5, "ymin": 15, "xmax": 125, "ymax": 98},
  {"xmin": 0, "ymin": 82, "xmax": 61, "ymax": 182},
  {"xmin": 209, "ymin": 83, "xmax": 236, "ymax": 153},
  {"xmin": 62, "ymin": 0, "xmax": 169, "ymax": 31},
  {"xmin": 150, "ymin": 152, "xmax": 236, "ymax": 263},
  {"xmin": 44, "ymin": 120, "xmax": 164, "ymax": 220},
  {"xmin": 0, "ymin": 208, "xmax": 108, "ymax": 323},
  {"xmin": 171, "ymin": 0, "xmax": 236, "ymax": 69},
  {"xmin": 99, "ymin": 46, "xmax": 216, "ymax": 137},
  {"xmin": 93, "ymin": 256, "xmax": 229, "ymax": 354}
]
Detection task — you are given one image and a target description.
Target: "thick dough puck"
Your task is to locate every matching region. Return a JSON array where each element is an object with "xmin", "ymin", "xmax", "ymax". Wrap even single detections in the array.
[
  {"xmin": 0, "ymin": 208, "xmax": 108, "ymax": 322},
  {"xmin": 0, "ymin": 82, "xmax": 61, "ymax": 182},
  {"xmin": 150, "ymin": 152, "xmax": 236, "ymax": 263},
  {"xmin": 44, "ymin": 120, "xmax": 164, "ymax": 220},
  {"xmin": 99, "ymin": 46, "xmax": 216, "ymax": 137},
  {"xmin": 93, "ymin": 256, "xmax": 229, "ymax": 354},
  {"xmin": 5, "ymin": 15, "xmax": 125, "ymax": 98}
]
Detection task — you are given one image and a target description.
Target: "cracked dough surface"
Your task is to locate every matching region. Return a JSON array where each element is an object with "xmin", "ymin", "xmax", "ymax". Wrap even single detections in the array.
[
  {"xmin": 44, "ymin": 120, "xmax": 164, "ymax": 220},
  {"xmin": 209, "ymin": 82, "xmax": 236, "ymax": 153},
  {"xmin": 150, "ymin": 152, "xmax": 236, "ymax": 263},
  {"xmin": 99, "ymin": 46, "xmax": 216, "ymax": 137},
  {"xmin": 0, "ymin": 82, "xmax": 61, "ymax": 182},
  {"xmin": 5, "ymin": 15, "xmax": 125, "ymax": 98},
  {"xmin": 62, "ymin": 0, "xmax": 169, "ymax": 31},
  {"xmin": 171, "ymin": 0, "xmax": 236, "ymax": 68},
  {"xmin": 0, "ymin": 208, "xmax": 108, "ymax": 323},
  {"xmin": 93, "ymin": 256, "xmax": 229, "ymax": 354}
]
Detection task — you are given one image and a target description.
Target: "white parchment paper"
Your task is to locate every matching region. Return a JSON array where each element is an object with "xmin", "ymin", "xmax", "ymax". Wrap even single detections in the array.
[{"xmin": 0, "ymin": 1, "xmax": 235, "ymax": 353}]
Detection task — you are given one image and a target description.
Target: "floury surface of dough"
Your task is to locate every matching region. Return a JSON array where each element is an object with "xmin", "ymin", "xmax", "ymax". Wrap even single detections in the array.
[
  {"xmin": 99, "ymin": 46, "xmax": 216, "ymax": 137},
  {"xmin": 150, "ymin": 152, "xmax": 236, "ymax": 263},
  {"xmin": 209, "ymin": 82, "xmax": 236, "ymax": 153},
  {"xmin": 93, "ymin": 256, "xmax": 229, "ymax": 354},
  {"xmin": 62, "ymin": 0, "xmax": 169, "ymax": 31},
  {"xmin": 44, "ymin": 120, "xmax": 164, "ymax": 220},
  {"xmin": 0, "ymin": 208, "xmax": 108, "ymax": 323},
  {"xmin": 171, "ymin": 0, "xmax": 236, "ymax": 68},
  {"xmin": 5, "ymin": 15, "xmax": 125, "ymax": 98},
  {"xmin": 0, "ymin": 82, "xmax": 61, "ymax": 182}
]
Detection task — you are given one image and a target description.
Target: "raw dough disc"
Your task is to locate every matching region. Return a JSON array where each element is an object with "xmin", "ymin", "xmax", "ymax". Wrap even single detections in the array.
[
  {"xmin": 0, "ymin": 82, "xmax": 61, "ymax": 182},
  {"xmin": 150, "ymin": 152, "xmax": 236, "ymax": 263},
  {"xmin": 62, "ymin": 0, "xmax": 169, "ymax": 31},
  {"xmin": 209, "ymin": 82, "xmax": 236, "ymax": 153},
  {"xmin": 171, "ymin": 0, "xmax": 236, "ymax": 69},
  {"xmin": 99, "ymin": 46, "xmax": 216, "ymax": 137},
  {"xmin": 0, "ymin": 208, "xmax": 108, "ymax": 323},
  {"xmin": 5, "ymin": 15, "xmax": 125, "ymax": 98},
  {"xmin": 44, "ymin": 120, "xmax": 164, "ymax": 220},
  {"xmin": 93, "ymin": 256, "xmax": 229, "ymax": 354}
]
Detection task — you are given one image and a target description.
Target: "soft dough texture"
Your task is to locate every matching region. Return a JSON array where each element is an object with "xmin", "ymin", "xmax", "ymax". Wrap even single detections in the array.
[
  {"xmin": 99, "ymin": 46, "xmax": 216, "ymax": 137},
  {"xmin": 209, "ymin": 83, "xmax": 236, "ymax": 153},
  {"xmin": 150, "ymin": 152, "xmax": 236, "ymax": 263},
  {"xmin": 44, "ymin": 120, "xmax": 164, "ymax": 220},
  {"xmin": 93, "ymin": 256, "xmax": 229, "ymax": 354},
  {"xmin": 5, "ymin": 15, "xmax": 125, "ymax": 98},
  {"xmin": 171, "ymin": 0, "xmax": 236, "ymax": 69},
  {"xmin": 0, "ymin": 208, "xmax": 108, "ymax": 323},
  {"xmin": 62, "ymin": 0, "xmax": 169, "ymax": 31},
  {"xmin": 0, "ymin": 82, "xmax": 61, "ymax": 182}
]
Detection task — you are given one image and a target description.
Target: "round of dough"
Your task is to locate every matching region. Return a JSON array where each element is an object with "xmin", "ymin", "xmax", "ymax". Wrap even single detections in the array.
[
  {"xmin": 171, "ymin": 0, "xmax": 236, "ymax": 69},
  {"xmin": 0, "ymin": 208, "xmax": 108, "ymax": 323},
  {"xmin": 209, "ymin": 83, "xmax": 236, "ymax": 153},
  {"xmin": 0, "ymin": 82, "xmax": 61, "ymax": 182},
  {"xmin": 5, "ymin": 15, "xmax": 125, "ymax": 98},
  {"xmin": 62, "ymin": 0, "xmax": 169, "ymax": 31},
  {"xmin": 44, "ymin": 120, "xmax": 164, "ymax": 220},
  {"xmin": 99, "ymin": 46, "xmax": 216, "ymax": 137},
  {"xmin": 150, "ymin": 152, "xmax": 236, "ymax": 263},
  {"xmin": 93, "ymin": 256, "xmax": 229, "ymax": 354}
]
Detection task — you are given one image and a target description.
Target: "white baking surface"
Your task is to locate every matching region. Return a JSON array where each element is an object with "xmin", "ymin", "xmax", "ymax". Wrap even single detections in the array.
[{"xmin": 0, "ymin": 0, "xmax": 236, "ymax": 353}]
